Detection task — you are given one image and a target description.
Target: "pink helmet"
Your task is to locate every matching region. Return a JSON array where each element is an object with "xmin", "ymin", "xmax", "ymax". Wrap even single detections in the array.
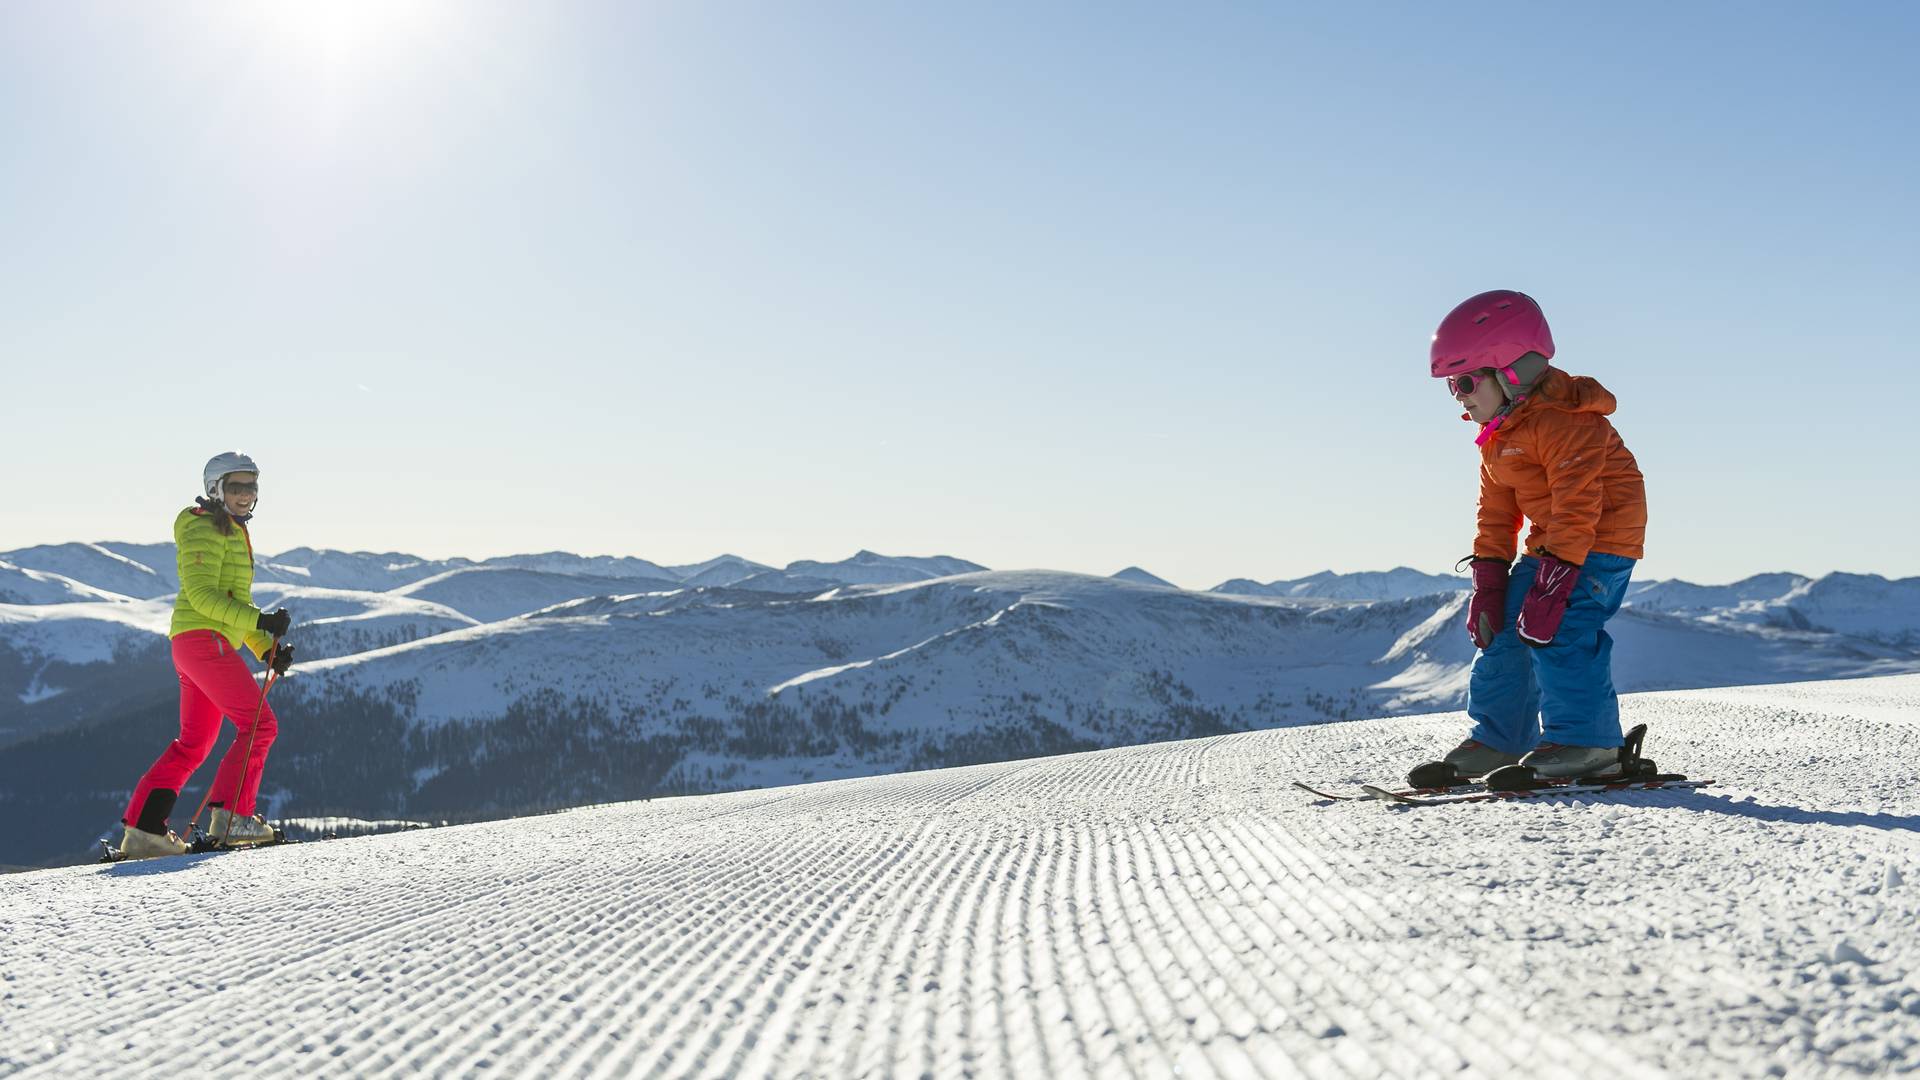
[{"xmin": 1429, "ymin": 290, "xmax": 1555, "ymax": 378}]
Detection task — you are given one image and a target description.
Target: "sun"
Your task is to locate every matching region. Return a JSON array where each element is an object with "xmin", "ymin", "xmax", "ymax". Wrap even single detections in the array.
[{"xmin": 240, "ymin": 1, "xmax": 455, "ymax": 81}]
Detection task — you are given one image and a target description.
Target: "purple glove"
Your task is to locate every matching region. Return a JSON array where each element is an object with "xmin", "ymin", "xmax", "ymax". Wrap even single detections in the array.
[
  {"xmin": 1516, "ymin": 554, "xmax": 1582, "ymax": 647},
  {"xmin": 1465, "ymin": 558, "xmax": 1510, "ymax": 650}
]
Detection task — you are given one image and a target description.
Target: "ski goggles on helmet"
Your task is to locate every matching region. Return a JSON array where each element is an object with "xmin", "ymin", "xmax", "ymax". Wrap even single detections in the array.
[{"xmin": 223, "ymin": 480, "xmax": 259, "ymax": 496}]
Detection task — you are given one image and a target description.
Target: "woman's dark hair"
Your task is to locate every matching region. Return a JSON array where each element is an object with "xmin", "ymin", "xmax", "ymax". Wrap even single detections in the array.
[{"xmin": 194, "ymin": 496, "xmax": 236, "ymax": 536}]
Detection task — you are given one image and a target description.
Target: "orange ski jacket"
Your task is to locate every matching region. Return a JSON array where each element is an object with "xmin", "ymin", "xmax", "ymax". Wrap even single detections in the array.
[{"xmin": 1473, "ymin": 367, "xmax": 1647, "ymax": 566}]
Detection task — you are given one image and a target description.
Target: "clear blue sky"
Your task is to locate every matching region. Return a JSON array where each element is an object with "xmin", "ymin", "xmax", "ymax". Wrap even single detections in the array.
[{"xmin": 3, "ymin": 2, "xmax": 1915, "ymax": 588}]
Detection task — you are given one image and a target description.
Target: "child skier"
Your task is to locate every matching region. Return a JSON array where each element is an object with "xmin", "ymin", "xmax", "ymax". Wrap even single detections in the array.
[
  {"xmin": 118, "ymin": 452, "xmax": 295, "ymax": 858},
  {"xmin": 1425, "ymin": 291, "xmax": 1647, "ymax": 783}
]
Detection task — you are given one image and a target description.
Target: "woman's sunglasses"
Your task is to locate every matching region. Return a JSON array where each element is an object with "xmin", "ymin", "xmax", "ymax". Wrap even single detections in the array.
[{"xmin": 224, "ymin": 481, "xmax": 260, "ymax": 496}]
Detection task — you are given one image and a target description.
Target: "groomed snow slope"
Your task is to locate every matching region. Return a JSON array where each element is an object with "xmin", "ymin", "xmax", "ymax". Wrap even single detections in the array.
[{"xmin": 4, "ymin": 675, "xmax": 1918, "ymax": 1078}]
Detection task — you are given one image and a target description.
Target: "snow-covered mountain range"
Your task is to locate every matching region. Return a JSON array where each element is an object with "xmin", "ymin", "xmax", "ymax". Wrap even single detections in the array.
[
  {"xmin": 1211, "ymin": 566, "xmax": 1465, "ymax": 601},
  {"xmin": 6, "ymin": 673, "xmax": 1917, "ymax": 1076},
  {"xmin": 3, "ymin": 539, "xmax": 1917, "ymax": 869}
]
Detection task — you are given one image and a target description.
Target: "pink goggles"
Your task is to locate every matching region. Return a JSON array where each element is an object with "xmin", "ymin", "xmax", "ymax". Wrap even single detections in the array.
[{"xmin": 1446, "ymin": 368, "xmax": 1515, "ymax": 397}]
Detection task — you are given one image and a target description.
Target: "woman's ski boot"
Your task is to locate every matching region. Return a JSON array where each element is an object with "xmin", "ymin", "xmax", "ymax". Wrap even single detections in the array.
[
  {"xmin": 115, "ymin": 825, "xmax": 190, "ymax": 861},
  {"xmin": 207, "ymin": 808, "xmax": 280, "ymax": 847}
]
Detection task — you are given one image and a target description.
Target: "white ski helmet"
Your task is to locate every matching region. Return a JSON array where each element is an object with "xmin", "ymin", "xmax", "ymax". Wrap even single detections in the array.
[{"xmin": 202, "ymin": 451, "xmax": 260, "ymax": 501}]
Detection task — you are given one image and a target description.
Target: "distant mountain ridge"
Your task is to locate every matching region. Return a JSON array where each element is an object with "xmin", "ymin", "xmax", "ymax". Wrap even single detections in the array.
[
  {"xmin": 1628, "ymin": 572, "xmax": 1920, "ymax": 648},
  {"xmin": 786, "ymin": 550, "xmax": 986, "ymax": 585},
  {"xmin": 5, "ymin": 540, "xmax": 1916, "ymax": 641},
  {"xmin": 0, "ymin": 561, "xmax": 135, "ymax": 606},
  {"xmin": 1212, "ymin": 567, "xmax": 1466, "ymax": 601},
  {"xmin": 0, "ymin": 545, "xmax": 985, "ymax": 599},
  {"xmin": 391, "ymin": 566, "xmax": 681, "ymax": 625},
  {"xmin": 1, "ymin": 544, "xmax": 173, "ymax": 599},
  {"xmin": 4, "ymin": 542, "xmax": 1919, "ymax": 869}
]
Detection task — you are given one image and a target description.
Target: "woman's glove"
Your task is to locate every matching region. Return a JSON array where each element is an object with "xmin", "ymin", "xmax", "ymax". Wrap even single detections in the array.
[
  {"xmin": 1516, "ymin": 555, "xmax": 1583, "ymax": 647},
  {"xmin": 1464, "ymin": 558, "xmax": 1510, "ymax": 649},
  {"xmin": 256, "ymin": 607, "xmax": 291, "ymax": 638},
  {"xmin": 269, "ymin": 642, "xmax": 295, "ymax": 676}
]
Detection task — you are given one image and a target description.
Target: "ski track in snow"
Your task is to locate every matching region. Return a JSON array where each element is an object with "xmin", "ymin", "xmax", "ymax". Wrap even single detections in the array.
[{"xmin": 5, "ymin": 677, "xmax": 1920, "ymax": 1078}]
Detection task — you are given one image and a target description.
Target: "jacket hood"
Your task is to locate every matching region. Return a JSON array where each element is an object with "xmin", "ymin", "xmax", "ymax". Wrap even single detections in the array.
[{"xmin": 1523, "ymin": 366, "xmax": 1617, "ymax": 418}]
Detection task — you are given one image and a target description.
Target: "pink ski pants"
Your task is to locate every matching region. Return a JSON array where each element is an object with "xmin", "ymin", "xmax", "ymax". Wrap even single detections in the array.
[{"xmin": 123, "ymin": 629, "xmax": 279, "ymax": 825}]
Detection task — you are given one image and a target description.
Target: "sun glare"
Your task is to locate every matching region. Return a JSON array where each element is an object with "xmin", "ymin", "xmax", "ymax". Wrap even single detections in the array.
[{"xmin": 240, "ymin": 1, "xmax": 455, "ymax": 82}]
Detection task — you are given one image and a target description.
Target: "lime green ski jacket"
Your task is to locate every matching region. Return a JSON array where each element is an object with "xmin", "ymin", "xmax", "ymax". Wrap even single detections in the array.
[{"xmin": 169, "ymin": 506, "xmax": 275, "ymax": 659}]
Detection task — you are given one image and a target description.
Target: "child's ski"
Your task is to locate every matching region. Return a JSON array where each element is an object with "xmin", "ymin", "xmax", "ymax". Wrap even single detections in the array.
[
  {"xmin": 1292, "ymin": 779, "xmax": 1478, "ymax": 801},
  {"xmin": 1358, "ymin": 776, "xmax": 1713, "ymax": 806},
  {"xmin": 1299, "ymin": 724, "xmax": 1711, "ymax": 805}
]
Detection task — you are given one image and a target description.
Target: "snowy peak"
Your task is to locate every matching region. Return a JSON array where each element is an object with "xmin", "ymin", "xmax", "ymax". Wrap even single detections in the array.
[
  {"xmin": 95, "ymin": 542, "xmax": 178, "ymax": 578},
  {"xmin": 0, "ymin": 543, "xmax": 171, "ymax": 600},
  {"xmin": 1775, "ymin": 572, "xmax": 1920, "ymax": 646},
  {"xmin": 0, "ymin": 561, "xmax": 137, "ymax": 605},
  {"xmin": 672, "ymin": 555, "xmax": 773, "ymax": 587},
  {"xmin": 1625, "ymin": 572, "xmax": 1814, "ymax": 613},
  {"xmin": 783, "ymin": 550, "xmax": 988, "ymax": 586},
  {"xmin": 1626, "ymin": 571, "xmax": 1920, "ymax": 647},
  {"xmin": 1111, "ymin": 566, "xmax": 1176, "ymax": 589},
  {"xmin": 0, "ymin": 598, "xmax": 171, "ymax": 664}
]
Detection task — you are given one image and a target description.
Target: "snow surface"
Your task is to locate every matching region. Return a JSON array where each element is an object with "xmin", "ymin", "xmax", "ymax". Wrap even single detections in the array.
[{"xmin": 5, "ymin": 673, "xmax": 1918, "ymax": 1078}]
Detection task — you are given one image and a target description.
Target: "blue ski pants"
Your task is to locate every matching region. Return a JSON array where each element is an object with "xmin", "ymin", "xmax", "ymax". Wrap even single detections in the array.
[{"xmin": 1466, "ymin": 551, "xmax": 1637, "ymax": 753}]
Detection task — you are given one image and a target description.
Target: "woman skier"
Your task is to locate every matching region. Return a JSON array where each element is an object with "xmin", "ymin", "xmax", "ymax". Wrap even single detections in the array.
[
  {"xmin": 1424, "ymin": 291, "xmax": 1648, "ymax": 784},
  {"xmin": 118, "ymin": 452, "xmax": 295, "ymax": 859}
]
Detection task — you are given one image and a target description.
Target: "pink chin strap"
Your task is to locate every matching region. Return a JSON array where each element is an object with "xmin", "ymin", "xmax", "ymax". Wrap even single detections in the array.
[{"xmin": 1470, "ymin": 371, "xmax": 1529, "ymax": 447}]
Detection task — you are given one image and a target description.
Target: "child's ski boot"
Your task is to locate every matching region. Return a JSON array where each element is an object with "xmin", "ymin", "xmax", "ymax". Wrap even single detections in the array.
[
  {"xmin": 1406, "ymin": 738, "xmax": 1523, "ymax": 789},
  {"xmin": 1484, "ymin": 724, "xmax": 1662, "ymax": 792}
]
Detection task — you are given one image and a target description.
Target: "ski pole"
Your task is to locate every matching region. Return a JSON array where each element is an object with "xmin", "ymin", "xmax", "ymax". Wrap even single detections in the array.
[{"xmin": 184, "ymin": 642, "xmax": 280, "ymax": 846}]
